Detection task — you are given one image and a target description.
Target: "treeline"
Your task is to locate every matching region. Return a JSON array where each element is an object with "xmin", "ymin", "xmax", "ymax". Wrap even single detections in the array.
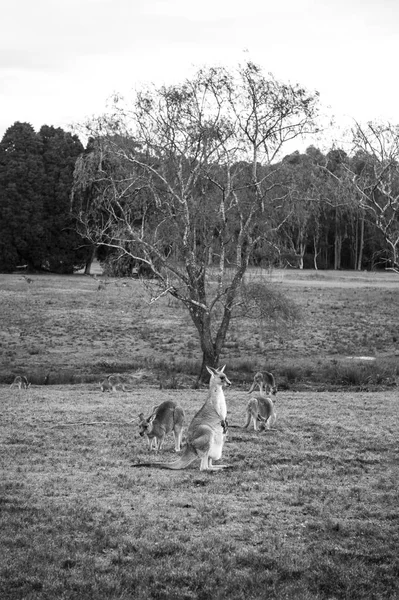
[
  {"xmin": 0, "ymin": 122, "xmax": 90, "ymax": 273},
  {"xmin": 1, "ymin": 121, "xmax": 398, "ymax": 274},
  {"xmin": 269, "ymin": 146, "xmax": 394, "ymax": 271},
  {"xmin": 73, "ymin": 132, "xmax": 399, "ymax": 274}
]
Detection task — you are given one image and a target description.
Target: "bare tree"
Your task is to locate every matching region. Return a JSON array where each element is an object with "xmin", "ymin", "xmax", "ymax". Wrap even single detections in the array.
[
  {"xmin": 348, "ymin": 121, "xmax": 399, "ymax": 273},
  {"xmin": 72, "ymin": 62, "xmax": 319, "ymax": 382}
]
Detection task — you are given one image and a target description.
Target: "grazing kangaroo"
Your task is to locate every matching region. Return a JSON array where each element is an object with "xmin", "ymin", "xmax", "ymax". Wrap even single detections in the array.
[
  {"xmin": 100, "ymin": 375, "xmax": 126, "ymax": 392},
  {"xmin": 244, "ymin": 372, "xmax": 277, "ymax": 431},
  {"xmin": 249, "ymin": 371, "xmax": 277, "ymax": 396},
  {"xmin": 138, "ymin": 400, "xmax": 185, "ymax": 453},
  {"xmin": 132, "ymin": 366, "xmax": 231, "ymax": 471},
  {"xmin": 10, "ymin": 375, "xmax": 30, "ymax": 390}
]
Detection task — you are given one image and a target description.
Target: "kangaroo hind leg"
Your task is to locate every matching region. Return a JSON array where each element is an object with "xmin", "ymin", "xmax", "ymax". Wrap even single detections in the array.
[
  {"xmin": 155, "ymin": 433, "xmax": 165, "ymax": 453},
  {"xmin": 173, "ymin": 426, "xmax": 183, "ymax": 452},
  {"xmin": 207, "ymin": 457, "xmax": 228, "ymax": 470},
  {"xmin": 200, "ymin": 455, "xmax": 227, "ymax": 471}
]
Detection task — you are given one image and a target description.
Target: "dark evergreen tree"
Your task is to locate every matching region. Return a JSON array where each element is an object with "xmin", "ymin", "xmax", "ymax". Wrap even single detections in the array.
[
  {"xmin": 0, "ymin": 122, "xmax": 45, "ymax": 271},
  {"xmin": 39, "ymin": 125, "xmax": 86, "ymax": 273},
  {"xmin": 0, "ymin": 122, "xmax": 89, "ymax": 273}
]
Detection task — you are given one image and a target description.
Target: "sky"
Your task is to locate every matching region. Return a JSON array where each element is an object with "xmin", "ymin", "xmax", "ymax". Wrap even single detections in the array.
[{"xmin": 1, "ymin": 0, "xmax": 399, "ymax": 151}]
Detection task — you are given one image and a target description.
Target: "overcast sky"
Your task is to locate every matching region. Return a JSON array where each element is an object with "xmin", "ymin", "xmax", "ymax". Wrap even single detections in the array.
[{"xmin": 1, "ymin": 0, "xmax": 398, "ymax": 150}]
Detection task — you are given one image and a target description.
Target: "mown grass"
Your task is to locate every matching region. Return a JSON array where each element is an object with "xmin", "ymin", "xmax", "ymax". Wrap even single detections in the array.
[
  {"xmin": 1, "ymin": 269, "xmax": 399, "ymax": 598},
  {"xmin": 1, "ymin": 385, "xmax": 399, "ymax": 599}
]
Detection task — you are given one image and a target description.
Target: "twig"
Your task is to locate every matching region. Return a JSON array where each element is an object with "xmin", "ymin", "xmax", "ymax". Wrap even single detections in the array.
[{"xmin": 148, "ymin": 286, "xmax": 175, "ymax": 304}]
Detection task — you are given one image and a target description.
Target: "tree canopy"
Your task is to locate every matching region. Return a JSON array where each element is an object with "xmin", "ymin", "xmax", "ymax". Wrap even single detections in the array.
[{"xmin": 0, "ymin": 122, "xmax": 87, "ymax": 273}]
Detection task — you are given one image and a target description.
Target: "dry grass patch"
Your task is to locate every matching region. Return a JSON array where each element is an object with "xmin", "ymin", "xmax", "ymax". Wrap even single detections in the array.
[{"xmin": 1, "ymin": 270, "xmax": 398, "ymax": 387}]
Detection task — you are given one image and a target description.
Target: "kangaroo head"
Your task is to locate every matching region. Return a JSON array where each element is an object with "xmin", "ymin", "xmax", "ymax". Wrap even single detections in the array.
[
  {"xmin": 100, "ymin": 377, "xmax": 111, "ymax": 390},
  {"xmin": 206, "ymin": 365, "xmax": 231, "ymax": 387},
  {"xmin": 248, "ymin": 372, "xmax": 264, "ymax": 394},
  {"xmin": 138, "ymin": 412, "xmax": 156, "ymax": 437}
]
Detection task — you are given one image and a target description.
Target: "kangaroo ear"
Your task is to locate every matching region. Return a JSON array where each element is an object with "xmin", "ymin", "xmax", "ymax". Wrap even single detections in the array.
[
  {"xmin": 218, "ymin": 365, "xmax": 226, "ymax": 373},
  {"xmin": 206, "ymin": 366, "xmax": 215, "ymax": 376}
]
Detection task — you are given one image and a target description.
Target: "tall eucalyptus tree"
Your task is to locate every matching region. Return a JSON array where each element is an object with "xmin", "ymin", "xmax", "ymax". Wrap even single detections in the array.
[{"xmin": 349, "ymin": 122, "xmax": 399, "ymax": 272}]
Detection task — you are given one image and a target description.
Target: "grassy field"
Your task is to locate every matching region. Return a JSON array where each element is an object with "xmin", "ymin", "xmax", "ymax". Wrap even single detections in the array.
[
  {"xmin": 1, "ymin": 385, "xmax": 398, "ymax": 599},
  {"xmin": 0, "ymin": 268, "xmax": 398, "ymax": 387},
  {"xmin": 1, "ymin": 269, "xmax": 399, "ymax": 599}
]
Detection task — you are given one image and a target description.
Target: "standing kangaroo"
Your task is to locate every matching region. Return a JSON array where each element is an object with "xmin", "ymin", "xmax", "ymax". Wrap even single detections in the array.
[
  {"xmin": 138, "ymin": 400, "xmax": 185, "ymax": 453},
  {"xmin": 132, "ymin": 366, "xmax": 231, "ymax": 471},
  {"xmin": 244, "ymin": 371, "xmax": 277, "ymax": 431}
]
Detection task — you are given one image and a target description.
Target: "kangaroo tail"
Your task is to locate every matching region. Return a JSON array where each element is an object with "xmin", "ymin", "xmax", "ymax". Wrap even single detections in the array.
[{"xmin": 131, "ymin": 444, "xmax": 198, "ymax": 470}]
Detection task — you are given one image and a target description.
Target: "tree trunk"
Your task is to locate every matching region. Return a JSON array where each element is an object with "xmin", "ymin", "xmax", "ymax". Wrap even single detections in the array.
[
  {"xmin": 313, "ymin": 234, "xmax": 319, "ymax": 269},
  {"xmin": 334, "ymin": 208, "xmax": 342, "ymax": 270},
  {"xmin": 189, "ymin": 267, "xmax": 244, "ymax": 386},
  {"xmin": 298, "ymin": 240, "xmax": 305, "ymax": 269},
  {"xmin": 357, "ymin": 214, "xmax": 365, "ymax": 271},
  {"xmin": 334, "ymin": 232, "xmax": 342, "ymax": 270},
  {"xmin": 197, "ymin": 351, "xmax": 219, "ymax": 387},
  {"xmin": 354, "ymin": 216, "xmax": 359, "ymax": 271},
  {"xmin": 195, "ymin": 316, "xmax": 220, "ymax": 386},
  {"xmin": 84, "ymin": 246, "xmax": 96, "ymax": 275}
]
